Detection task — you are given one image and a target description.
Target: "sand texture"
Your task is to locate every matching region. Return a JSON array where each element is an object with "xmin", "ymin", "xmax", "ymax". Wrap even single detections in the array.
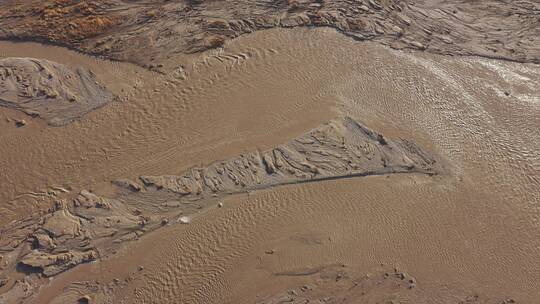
[
  {"xmin": 0, "ymin": 117, "xmax": 437, "ymax": 290},
  {"xmin": 0, "ymin": 1, "xmax": 538, "ymax": 303}
]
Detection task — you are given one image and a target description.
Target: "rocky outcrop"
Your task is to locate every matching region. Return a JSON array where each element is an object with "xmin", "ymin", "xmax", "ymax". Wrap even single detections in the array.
[
  {"xmin": 0, "ymin": 0, "xmax": 538, "ymax": 67},
  {"xmin": 0, "ymin": 57, "xmax": 113, "ymax": 125},
  {"xmin": 0, "ymin": 117, "xmax": 436, "ymax": 277}
]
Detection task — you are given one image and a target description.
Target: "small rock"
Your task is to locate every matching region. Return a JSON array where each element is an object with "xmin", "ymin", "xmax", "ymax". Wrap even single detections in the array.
[
  {"xmin": 15, "ymin": 119, "xmax": 27, "ymax": 127},
  {"xmin": 161, "ymin": 218, "xmax": 169, "ymax": 226},
  {"xmin": 0, "ymin": 277, "xmax": 8, "ymax": 287},
  {"xmin": 217, "ymin": 202, "xmax": 223, "ymax": 208},
  {"xmin": 504, "ymin": 91, "xmax": 510, "ymax": 96},
  {"xmin": 138, "ymin": 265, "xmax": 144, "ymax": 271},
  {"xmin": 178, "ymin": 216, "xmax": 190, "ymax": 224},
  {"xmin": 265, "ymin": 249, "xmax": 275, "ymax": 254}
]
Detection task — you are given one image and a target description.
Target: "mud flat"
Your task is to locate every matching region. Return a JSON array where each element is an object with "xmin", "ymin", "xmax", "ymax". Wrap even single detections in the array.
[
  {"xmin": 0, "ymin": 0, "xmax": 538, "ymax": 67},
  {"xmin": 31, "ymin": 29, "xmax": 538, "ymax": 304},
  {"xmin": 0, "ymin": 57, "xmax": 113, "ymax": 125},
  {"xmin": 0, "ymin": 18, "xmax": 538, "ymax": 304},
  {"xmin": 0, "ymin": 117, "xmax": 438, "ymax": 304}
]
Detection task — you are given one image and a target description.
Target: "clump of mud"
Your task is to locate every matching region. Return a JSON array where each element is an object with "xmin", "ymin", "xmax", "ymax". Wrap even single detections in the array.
[{"xmin": 0, "ymin": 57, "xmax": 113, "ymax": 125}]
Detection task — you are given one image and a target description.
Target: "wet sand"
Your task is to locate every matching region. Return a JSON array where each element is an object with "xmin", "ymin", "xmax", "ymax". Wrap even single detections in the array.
[{"xmin": 0, "ymin": 27, "xmax": 539, "ymax": 303}]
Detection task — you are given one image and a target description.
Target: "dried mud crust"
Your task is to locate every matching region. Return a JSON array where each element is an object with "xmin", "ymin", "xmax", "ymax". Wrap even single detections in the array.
[
  {"xmin": 0, "ymin": 117, "xmax": 438, "ymax": 300},
  {"xmin": 0, "ymin": 57, "xmax": 113, "ymax": 126},
  {"xmin": 0, "ymin": 0, "xmax": 538, "ymax": 67}
]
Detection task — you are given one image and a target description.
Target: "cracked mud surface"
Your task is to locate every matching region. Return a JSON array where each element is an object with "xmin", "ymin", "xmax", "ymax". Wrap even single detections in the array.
[{"xmin": 0, "ymin": 2, "xmax": 539, "ymax": 303}]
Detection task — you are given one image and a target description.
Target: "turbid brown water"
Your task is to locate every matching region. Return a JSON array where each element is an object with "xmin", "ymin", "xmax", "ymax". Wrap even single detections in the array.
[{"xmin": 0, "ymin": 27, "xmax": 539, "ymax": 303}]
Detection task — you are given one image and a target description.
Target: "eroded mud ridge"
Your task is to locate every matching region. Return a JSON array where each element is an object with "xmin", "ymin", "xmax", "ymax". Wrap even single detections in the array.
[
  {"xmin": 140, "ymin": 117, "xmax": 436, "ymax": 196},
  {"xmin": 0, "ymin": 57, "xmax": 112, "ymax": 125},
  {"xmin": 0, "ymin": 117, "xmax": 436, "ymax": 298},
  {"xmin": 1, "ymin": 0, "xmax": 538, "ymax": 67}
]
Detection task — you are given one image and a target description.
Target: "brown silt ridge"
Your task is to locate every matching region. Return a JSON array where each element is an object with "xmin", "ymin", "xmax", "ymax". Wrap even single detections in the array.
[{"xmin": 140, "ymin": 117, "xmax": 437, "ymax": 197}]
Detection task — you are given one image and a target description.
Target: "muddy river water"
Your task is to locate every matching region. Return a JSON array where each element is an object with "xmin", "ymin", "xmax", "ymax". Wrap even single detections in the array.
[{"xmin": 1, "ymin": 27, "xmax": 539, "ymax": 303}]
